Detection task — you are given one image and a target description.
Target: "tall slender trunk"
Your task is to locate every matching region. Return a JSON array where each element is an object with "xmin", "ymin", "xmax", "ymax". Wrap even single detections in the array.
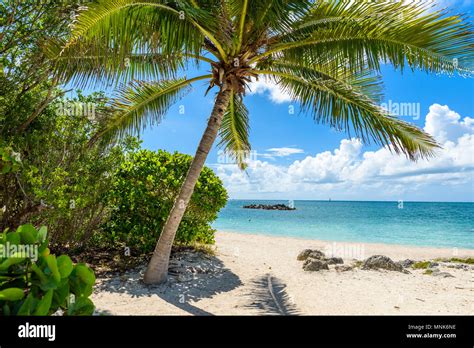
[{"xmin": 143, "ymin": 87, "xmax": 232, "ymax": 284}]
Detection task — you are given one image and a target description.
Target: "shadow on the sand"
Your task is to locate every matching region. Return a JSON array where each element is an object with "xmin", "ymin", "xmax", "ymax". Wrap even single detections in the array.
[
  {"xmin": 244, "ymin": 274, "xmax": 300, "ymax": 315},
  {"xmin": 94, "ymin": 254, "xmax": 242, "ymax": 316},
  {"xmin": 93, "ymin": 308, "xmax": 114, "ymax": 316}
]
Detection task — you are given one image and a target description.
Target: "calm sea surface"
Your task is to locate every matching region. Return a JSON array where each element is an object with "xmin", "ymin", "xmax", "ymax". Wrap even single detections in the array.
[{"xmin": 213, "ymin": 200, "xmax": 474, "ymax": 249}]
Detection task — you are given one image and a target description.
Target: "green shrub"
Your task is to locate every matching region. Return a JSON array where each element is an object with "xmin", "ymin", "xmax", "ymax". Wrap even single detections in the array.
[
  {"xmin": 449, "ymin": 257, "xmax": 474, "ymax": 265},
  {"xmin": 0, "ymin": 89, "xmax": 140, "ymax": 246},
  {"xmin": 102, "ymin": 150, "xmax": 228, "ymax": 253},
  {"xmin": 0, "ymin": 224, "xmax": 96, "ymax": 316},
  {"xmin": 412, "ymin": 261, "xmax": 431, "ymax": 269}
]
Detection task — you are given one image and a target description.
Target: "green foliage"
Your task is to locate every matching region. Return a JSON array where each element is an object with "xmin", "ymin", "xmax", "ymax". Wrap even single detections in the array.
[
  {"xmin": 412, "ymin": 261, "xmax": 431, "ymax": 269},
  {"xmin": 96, "ymin": 78, "xmax": 195, "ymax": 145},
  {"xmin": 449, "ymin": 257, "xmax": 474, "ymax": 265},
  {"xmin": 218, "ymin": 91, "xmax": 251, "ymax": 169},
  {"xmin": 0, "ymin": 1, "xmax": 135, "ymax": 245},
  {"xmin": 102, "ymin": 150, "xmax": 228, "ymax": 253},
  {"xmin": 0, "ymin": 0, "xmax": 80, "ymax": 132},
  {"xmin": 0, "ymin": 224, "xmax": 96, "ymax": 316},
  {"xmin": 1, "ymin": 89, "xmax": 140, "ymax": 244}
]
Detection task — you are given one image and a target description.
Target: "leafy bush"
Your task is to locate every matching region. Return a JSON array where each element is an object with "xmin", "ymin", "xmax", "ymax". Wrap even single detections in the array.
[
  {"xmin": 102, "ymin": 150, "xmax": 228, "ymax": 253},
  {"xmin": 450, "ymin": 257, "xmax": 474, "ymax": 264},
  {"xmin": 0, "ymin": 224, "xmax": 96, "ymax": 315},
  {"xmin": 411, "ymin": 261, "xmax": 431, "ymax": 269},
  {"xmin": 0, "ymin": 1, "xmax": 123, "ymax": 245},
  {"xmin": 0, "ymin": 90, "xmax": 140, "ymax": 245}
]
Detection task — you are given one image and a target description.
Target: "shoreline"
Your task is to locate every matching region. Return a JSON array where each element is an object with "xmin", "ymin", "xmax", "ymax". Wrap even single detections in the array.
[{"xmin": 216, "ymin": 229, "xmax": 474, "ymax": 259}]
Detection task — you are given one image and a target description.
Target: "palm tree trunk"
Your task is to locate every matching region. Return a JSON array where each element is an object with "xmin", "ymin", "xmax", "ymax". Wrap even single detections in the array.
[{"xmin": 143, "ymin": 87, "xmax": 232, "ymax": 284}]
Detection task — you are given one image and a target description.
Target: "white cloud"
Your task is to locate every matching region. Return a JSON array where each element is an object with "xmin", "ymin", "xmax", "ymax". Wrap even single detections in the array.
[
  {"xmin": 265, "ymin": 147, "xmax": 304, "ymax": 157},
  {"xmin": 288, "ymin": 139, "xmax": 362, "ymax": 183},
  {"xmin": 248, "ymin": 77, "xmax": 293, "ymax": 104},
  {"xmin": 216, "ymin": 104, "xmax": 474, "ymax": 201},
  {"xmin": 423, "ymin": 104, "xmax": 473, "ymax": 143}
]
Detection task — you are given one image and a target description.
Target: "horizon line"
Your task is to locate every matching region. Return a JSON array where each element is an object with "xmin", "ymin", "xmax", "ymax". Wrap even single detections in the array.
[{"xmin": 227, "ymin": 198, "xmax": 474, "ymax": 203}]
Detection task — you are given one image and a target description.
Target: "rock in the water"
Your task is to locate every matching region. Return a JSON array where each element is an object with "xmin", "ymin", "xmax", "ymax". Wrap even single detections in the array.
[
  {"xmin": 432, "ymin": 271, "xmax": 454, "ymax": 278},
  {"xmin": 303, "ymin": 259, "xmax": 329, "ymax": 271},
  {"xmin": 326, "ymin": 257, "xmax": 344, "ymax": 265},
  {"xmin": 335, "ymin": 265, "xmax": 353, "ymax": 272},
  {"xmin": 399, "ymin": 259, "xmax": 415, "ymax": 268},
  {"xmin": 243, "ymin": 203, "xmax": 296, "ymax": 211},
  {"xmin": 362, "ymin": 255, "xmax": 403, "ymax": 272},
  {"xmin": 297, "ymin": 249, "xmax": 325, "ymax": 261}
]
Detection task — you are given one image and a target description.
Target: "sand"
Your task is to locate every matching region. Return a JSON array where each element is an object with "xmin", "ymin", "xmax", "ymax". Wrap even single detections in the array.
[{"xmin": 91, "ymin": 231, "xmax": 474, "ymax": 315}]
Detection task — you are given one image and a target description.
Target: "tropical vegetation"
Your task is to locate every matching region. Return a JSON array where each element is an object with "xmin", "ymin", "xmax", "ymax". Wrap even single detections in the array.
[
  {"xmin": 104, "ymin": 149, "xmax": 227, "ymax": 253},
  {"xmin": 0, "ymin": 224, "xmax": 95, "ymax": 316},
  {"xmin": 1, "ymin": 1, "xmax": 230, "ymax": 312}
]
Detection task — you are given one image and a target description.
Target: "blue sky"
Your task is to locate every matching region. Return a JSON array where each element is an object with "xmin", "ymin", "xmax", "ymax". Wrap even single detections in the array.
[{"xmin": 71, "ymin": 1, "xmax": 474, "ymax": 202}]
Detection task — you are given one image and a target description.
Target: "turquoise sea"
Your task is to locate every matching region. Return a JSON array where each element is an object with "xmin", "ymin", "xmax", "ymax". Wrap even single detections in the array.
[{"xmin": 213, "ymin": 200, "xmax": 474, "ymax": 249}]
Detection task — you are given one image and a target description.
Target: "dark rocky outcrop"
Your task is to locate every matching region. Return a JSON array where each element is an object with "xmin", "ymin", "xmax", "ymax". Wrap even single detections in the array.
[
  {"xmin": 446, "ymin": 263, "xmax": 470, "ymax": 271},
  {"xmin": 297, "ymin": 249, "xmax": 344, "ymax": 271},
  {"xmin": 362, "ymin": 255, "xmax": 403, "ymax": 272},
  {"xmin": 297, "ymin": 249, "xmax": 325, "ymax": 261},
  {"xmin": 303, "ymin": 259, "xmax": 329, "ymax": 271},
  {"xmin": 399, "ymin": 259, "xmax": 415, "ymax": 268},
  {"xmin": 243, "ymin": 204, "xmax": 296, "ymax": 211},
  {"xmin": 326, "ymin": 257, "xmax": 344, "ymax": 265}
]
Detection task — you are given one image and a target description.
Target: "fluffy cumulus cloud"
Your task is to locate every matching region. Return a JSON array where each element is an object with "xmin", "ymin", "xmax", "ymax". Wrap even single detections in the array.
[
  {"xmin": 423, "ymin": 104, "xmax": 473, "ymax": 143},
  {"xmin": 248, "ymin": 77, "xmax": 293, "ymax": 104},
  {"xmin": 216, "ymin": 104, "xmax": 474, "ymax": 201}
]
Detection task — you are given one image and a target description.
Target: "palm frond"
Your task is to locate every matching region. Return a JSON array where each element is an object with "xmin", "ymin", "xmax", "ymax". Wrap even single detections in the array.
[
  {"xmin": 257, "ymin": 69, "xmax": 439, "ymax": 160},
  {"xmin": 224, "ymin": 0, "xmax": 312, "ymax": 54},
  {"xmin": 47, "ymin": 39, "xmax": 189, "ymax": 88},
  {"xmin": 91, "ymin": 75, "xmax": 211, "ymax": 145},
  {"xmin": 241, "ymin": 0, "xmax": 312, "ymax": 36},
  {"xmin": 62, "ymin": 0, "xmax": 227, "ymax": 63},
  {"xmin": 254, "ymin": 0, "xmax": 473, "ymax": 75},
  {"xmin": 218, "ymin": 91, "xmax": 251, "ymax": 169},
  {"xmin": 268, "ymin": 59, "xmax": 385, "ymax": 103},
  {"xmin": 236, "ymin": 0, "xmax": 249, "ymax": 54}
]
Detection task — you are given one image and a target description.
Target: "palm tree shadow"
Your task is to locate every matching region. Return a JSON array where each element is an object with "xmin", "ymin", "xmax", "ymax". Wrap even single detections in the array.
[
  {"xmin": 94, "ymin": 252, "xmax": 242, "ymax": 316},
  {"xmin": 245, "ymin": 274, "xmax": 300, "ymax": 315}
]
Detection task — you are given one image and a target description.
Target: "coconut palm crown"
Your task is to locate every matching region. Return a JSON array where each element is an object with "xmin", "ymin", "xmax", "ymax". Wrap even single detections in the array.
[{"xmin": 52, "ymin": 0, "xmax": 473, "ymax": 283}]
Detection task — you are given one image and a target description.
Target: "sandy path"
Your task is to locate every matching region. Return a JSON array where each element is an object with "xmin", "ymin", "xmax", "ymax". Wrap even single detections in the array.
[{"xmin": 92, "ymin": 231, "xmax": 474, "ymax": 315}]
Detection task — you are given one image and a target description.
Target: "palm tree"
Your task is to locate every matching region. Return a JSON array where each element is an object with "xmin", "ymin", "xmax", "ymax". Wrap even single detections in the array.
[{"xmin": 52, "ymin": 0, "xmax": 473, "ymax": 284}]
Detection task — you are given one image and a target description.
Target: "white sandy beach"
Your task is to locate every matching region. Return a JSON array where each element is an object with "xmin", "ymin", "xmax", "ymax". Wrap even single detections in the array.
[{"xmin": 92, "ymin": 231, "xmax": 474, "ymax": 315}]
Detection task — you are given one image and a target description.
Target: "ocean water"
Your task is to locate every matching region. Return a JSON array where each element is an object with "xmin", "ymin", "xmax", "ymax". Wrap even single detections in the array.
[{"xmin": 213, "ymin": 200, "xmax": 474, "ymax": 249}]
